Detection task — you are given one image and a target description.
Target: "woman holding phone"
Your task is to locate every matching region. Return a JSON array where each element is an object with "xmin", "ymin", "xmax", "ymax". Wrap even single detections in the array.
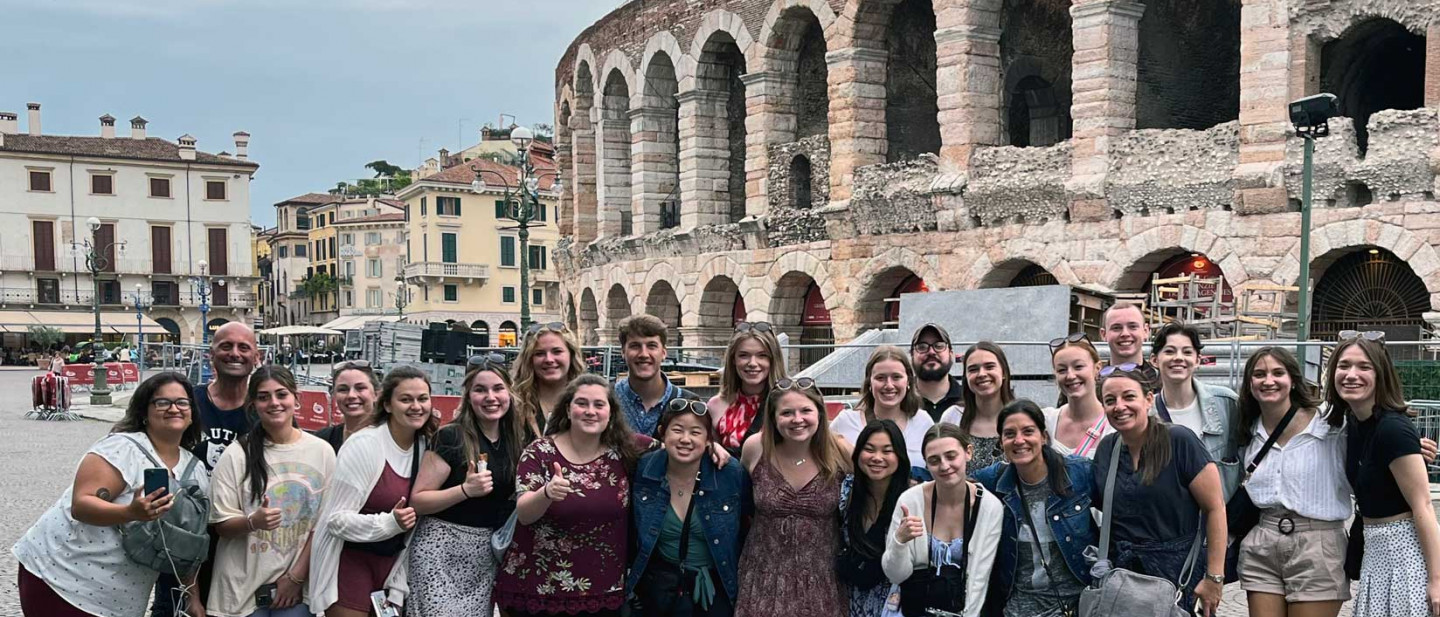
[{"xmin": 208, "ymin": 366, "xmax": 336, "ymax": 617}]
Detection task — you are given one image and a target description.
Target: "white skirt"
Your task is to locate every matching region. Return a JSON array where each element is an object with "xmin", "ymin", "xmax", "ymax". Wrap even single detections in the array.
[{"xmin": 1354, "ymin": 518, "xmax": 1429, "ymax": 617}]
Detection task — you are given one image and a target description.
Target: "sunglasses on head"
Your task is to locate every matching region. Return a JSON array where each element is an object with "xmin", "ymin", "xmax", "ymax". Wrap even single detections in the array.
[
  {"xmin": 467, "ymin": 352, "xmax": 508, "ymax": 373},
  {"xmin": 334, "ymin": 360, "xmax": 375, "ymax": 374},
  {"xmin": 667, "ymin": 398, "xmax": 709, "ymax": 416},
  {"xmin": 1098, "ymin": 362, "xmax": 1159, "ymax": 384},
  {"xmin": 526, "ymin": 321, "xmax": 568, "ymax": 335},
  {"xmin": 1049, "ymin": 332, "xmax": 1090, "ymax": 352},
  {"xmin": 774, "ymin": 377, "xmax": 816, "ymax": 391},
  {"xmin": 1339, "ymin": 330, "xmax": 1385, "ymax": 342},
  {"xmin": 735, "ymin": 321, "xmax": 773, "ymax": 334}
]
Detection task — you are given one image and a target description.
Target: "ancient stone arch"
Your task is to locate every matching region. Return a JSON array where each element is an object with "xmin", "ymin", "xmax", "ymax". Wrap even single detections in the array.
[
  {"xmin": 574, "ymin": 44, "xmax": 600, "ymax": 95},
  {"xmin": 1104, "ymin": 224, "xmax": 1251, "ymax": 291},
  {"xmin": 683, "ymin": 9, "xmax": 758, "ymax": 91},
  {"xmin": 1273, "ymin": 218, "xmax": 1440, "ymax": 308},
  {"xmin": 640, "ymin": 30, "xmax": 688, "ymax": 92}
]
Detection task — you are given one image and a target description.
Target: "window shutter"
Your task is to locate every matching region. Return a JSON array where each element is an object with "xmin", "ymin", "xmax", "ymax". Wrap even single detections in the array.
[
  {"xmin": 151, "ymin": 226, "xmax": 172, "ymax": 274},
  {"xmin": 500, "ymin": 237, "xmax": 515, "ymax": 267},
  {"xmin": 32, "ymin": 221, "xmax": 55, "ymax": 271}
]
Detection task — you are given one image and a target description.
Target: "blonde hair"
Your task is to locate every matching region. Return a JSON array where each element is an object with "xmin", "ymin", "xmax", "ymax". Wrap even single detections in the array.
[
  {"xmin": 720, "ymin": 329, "xmax": 789, "ymax": 402},
  {"xmin": 858, "ymin": 346, "xmax": 922, "ymax": 422},
  {"xmin": 762, "ymin": 386, "xmax": 849, "ymax": 482},
  {"xmin": 511, "ymin": 327, "xmax": 586, "ymax": 435}
]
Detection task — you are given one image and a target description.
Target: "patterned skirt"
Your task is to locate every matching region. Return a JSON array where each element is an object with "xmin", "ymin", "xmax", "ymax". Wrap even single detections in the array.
[
  {"xmin": 1355, "ymin": 518, "xmax": 1429, "ymax": 617},
  {"xmin": 407, "ymin": 517, "xmax": 498, "ymax": 617}
]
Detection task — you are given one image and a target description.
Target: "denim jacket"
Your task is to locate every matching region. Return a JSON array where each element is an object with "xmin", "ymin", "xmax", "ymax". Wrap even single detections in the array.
[
  {"xmin": 972, "ymin": 456, "xmax": 1097, "ymax": 602},
  {"xmin": 1157, "ymin": 379, "xmax": 1241, "ymax": 498},
  {"xmin": 628, "ymin": 450, "xmax": 749, "ymax": 603}
]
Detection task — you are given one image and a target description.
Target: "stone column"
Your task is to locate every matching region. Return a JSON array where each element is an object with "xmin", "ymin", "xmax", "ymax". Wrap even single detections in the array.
[
  {"xmin": 598, "ymin": 116, "xmax": 631, "ymax": 238},
  {"xmin": 554, "ymin": 142, "xmax": 574, "ymax": 237},
  {"xmin": 1065, "ymin": 0, "xmax": 1144, "ymax": 221},
  {"xmin": 934, "ymin": 3, "xmax": 1004, "ymax": 169},
  {"xmin": 1428, "ymin": 25, "xmax": 1440, "ymax": 107},
  {"xmin": 1234, "ymin": 0, "xmax": 1293, "ymax": 215},
  {"xmin": 569, "ymin": 99, "xmax": 599, "ymax": 244},
  {"xmin": 630, "ymin": 106, "xmax": 678, "ymax": 236},
  {"xmin": 677, "ymin": 89, "xmax": 732, "ymax": 229},
  {"xmin": 826, "ymin": 47, "xmax": 890, "ymax": 203},
  {"xmin": 743, "ymin": 70, "xmax": 793, "ymax": 219}
]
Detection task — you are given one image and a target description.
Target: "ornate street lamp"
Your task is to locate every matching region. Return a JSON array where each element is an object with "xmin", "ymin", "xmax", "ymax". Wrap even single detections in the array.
[
  {"xmin": 471, "ymin": 126, "xmax": 560, "ymax": 330},
  {"xmin": 189, "ymin": 259, "xmax": 226, "ymax": 384},
  {"xmin": 394, "ymin": 273, "xmax": 410, "ymax": 319},
  {"xmin": 127, "ymin": 283, "xmax": 152, "ymax": 379},
  {"xmin": 80, "ymin": 216, "xmax": 125, "ymax": 405}
]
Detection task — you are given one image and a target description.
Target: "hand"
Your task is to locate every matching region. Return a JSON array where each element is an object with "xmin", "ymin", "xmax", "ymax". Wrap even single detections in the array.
[
  {"xmin": 251, "ymin": 495, "xmax": 282, "ymax": 531},
  {"xmin": 1429, "ymin": 579, "xmax": 1440, "ymax": 617},
  {"xmin": 895, "ymin": 505, "xmax": 924, "ymax": 543},
  {"xmin": 462, "ymin": 461, "xmax": 494, "ymax": 498},
  {"xmin": 1194, "ymin": 577, "xmax": 1222, "ymax": 617},
  {"xmin": 1420, "ymin": 437, "xmax": 1437, "ymax": 465},
  {"xmin": 273, "ymin": 572, "xmax": 302, "ymax": 609},
  {"xmin": 187, "ymin": 593, "xmax": 206, "ymax": 617},
  {"xmin": 546, "ymin": 462, "xmax": 573, "ymax": 502},
  {"xmin": 125, "ymin": 487, "xmax": 173, "ymax": 523},
  {"xmin": 710, "ymin": 442, "xmax": 732, "ymax": 467},
  {"xmin": 391, "ymin": 497, "xmax": 416, "ymax": 530}
]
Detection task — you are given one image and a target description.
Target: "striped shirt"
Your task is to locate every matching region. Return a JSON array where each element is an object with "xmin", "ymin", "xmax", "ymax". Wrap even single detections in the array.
[{"xmin": 1243, "ymin": 411, "xmax": 1351, "ymax": 521}]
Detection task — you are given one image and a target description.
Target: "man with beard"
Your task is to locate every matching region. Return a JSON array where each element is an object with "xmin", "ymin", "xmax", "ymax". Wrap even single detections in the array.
[
  {"xmin": 911, "ymin": 323, "xmax": 965, "ymax": 422},
  {"xmin": 614, "ymin": 314, "xmax": 692, "ymax": 438},
  {"xmin": 1102, "ymin": 302, "xmax": 1151, "ymax": 367}
]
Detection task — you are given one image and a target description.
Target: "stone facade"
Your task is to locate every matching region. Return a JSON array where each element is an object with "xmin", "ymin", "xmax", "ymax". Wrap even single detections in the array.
[{"xmin": 553, "ymin": 0, "xmax": 1440, "ymax": 350}]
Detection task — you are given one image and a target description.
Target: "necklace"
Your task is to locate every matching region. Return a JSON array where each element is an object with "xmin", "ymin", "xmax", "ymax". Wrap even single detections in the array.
[
  {"xmin": 669, "ymin": 469, "xmax": 699, "ymax": 498},
  {"xmin": 794, "ymin": 457, "xmax": 807, "ymax": 467}
]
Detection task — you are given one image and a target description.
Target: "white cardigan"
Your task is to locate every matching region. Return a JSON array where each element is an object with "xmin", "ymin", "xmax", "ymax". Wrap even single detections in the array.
[
  {"xmin": 308, "ymin": 425, "xmax": 424, "ymax": 612},
  {"xmin": 882, "ymin": 482, "xmax": 1004, "ymax": 617}
]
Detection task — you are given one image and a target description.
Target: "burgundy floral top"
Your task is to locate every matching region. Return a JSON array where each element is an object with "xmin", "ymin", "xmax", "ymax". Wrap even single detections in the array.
[{"xmin": 495, "ymin": 436, "xmax": 649, "ymax": 614}]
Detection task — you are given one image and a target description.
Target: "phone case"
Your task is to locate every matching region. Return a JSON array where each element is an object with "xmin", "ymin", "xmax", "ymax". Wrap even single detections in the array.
[{"xmin": 143, "ymin": 468, "xmax": 168, "ymax": 496}]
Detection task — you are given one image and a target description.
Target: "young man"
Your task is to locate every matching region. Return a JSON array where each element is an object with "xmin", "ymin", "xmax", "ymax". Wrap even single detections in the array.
[
  {"xmin": 911, "ymin": 323, "xmax": 965, "ymax": 422},
  {"xmin": 1102, "ymin": 302, "xmax": 1151, "ymax": 367},
  {"xmin": 614, "ymin": 314, "xmax": 692, "ymax": 438}
]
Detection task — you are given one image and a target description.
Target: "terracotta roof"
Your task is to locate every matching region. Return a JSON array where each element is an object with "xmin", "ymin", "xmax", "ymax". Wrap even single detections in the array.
[
  {"xmin": 332, "ymin": 213, "xmax": 406, "ymax": 225},
  {"xmin": 0, "ymin": 134, "xmax": 258, "ymax": 168},
  {"xmin": 275, "ymin": 192, "xmax": 338, "ymax": 207},
  {"xmin": 423, "ymin": 153, "xmax": 560, "ymax": 190}
]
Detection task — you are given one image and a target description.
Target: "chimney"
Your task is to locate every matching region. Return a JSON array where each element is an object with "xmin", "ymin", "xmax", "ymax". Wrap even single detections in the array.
[
  {"xmin": 131, "ymin": 116, "xmax": 148, "ymax": 140},
  {"xmin": 178, "ymin": 134, "xmax": 196, "ymax": 161},
  {"xmin": 0, "ymin": 112, "xmax": 16, "ymax": 134},
  {"xmin": 99, "ymin": 114, "xmax": 116, "ymax": 139},
  {"xmin": 26, "ymin": 103, "xmax": 40, "ymax": 135},
  {"xmin": 438, "ymin": 147, "xmax": 450, "ymax": 168},
  {"xmin": 233, "ymin": 131, "xmax": 249, "ymax": 160}
]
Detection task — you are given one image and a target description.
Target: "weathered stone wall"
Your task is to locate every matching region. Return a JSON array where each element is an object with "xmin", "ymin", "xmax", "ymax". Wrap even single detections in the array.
[
  {"xmin": 966, "ymin": 142, "xmax": 1071, "ymax": 226},
  {"xmin": 849, "ymin": 156, "xmax": 942, "ymax": 235},
  {"xmin": 1108, "ymin": 122, "xmax": 1240, "ymax": 216},
  {"xmin": 765, "ymin": 136, "xmax": 832, "ymax": 245}
]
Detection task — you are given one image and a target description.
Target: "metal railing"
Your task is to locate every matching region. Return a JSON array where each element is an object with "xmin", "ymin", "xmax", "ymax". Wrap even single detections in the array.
[{"xmin": 403, "ymin": 262, "xmax": 490, "ymax": 280}]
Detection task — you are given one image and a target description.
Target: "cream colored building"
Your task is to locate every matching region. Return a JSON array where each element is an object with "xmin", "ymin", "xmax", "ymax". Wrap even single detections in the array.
[{"xmin": 265, "ymin": 193, "xmax": 330, "ymax": 327}]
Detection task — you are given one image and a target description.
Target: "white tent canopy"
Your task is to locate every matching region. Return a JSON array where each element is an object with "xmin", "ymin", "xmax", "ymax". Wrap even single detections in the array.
[
  {"xmin": 259, "ymin": 325, "xmax": 342, "ymax": 337},
  {"xmin": 320, "ymin": 315, "xmax": 402, "ymax": 331}
]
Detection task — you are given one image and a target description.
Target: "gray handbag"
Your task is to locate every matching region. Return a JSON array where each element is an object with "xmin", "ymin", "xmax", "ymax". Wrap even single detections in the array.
[
  {"xmin": 117, "ymin": 435, "xmax": 212, "ymax": 577},
  {"xmin": 1079, "ymin": 440, "xmax": 1203, "ymax": 617}
]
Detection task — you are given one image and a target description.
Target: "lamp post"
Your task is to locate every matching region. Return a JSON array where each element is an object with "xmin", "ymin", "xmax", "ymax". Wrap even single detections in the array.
[
  {"xmin": 189, "ymin": 259, "xmax": 226, "ymax": 384},
  {"xmin": 471, "ymin": 126, "xmax": 560, "ymax": 330},
  {"xmin": 127, "ymin": 284, "xmax": 152, "ymax": 380},
  {"xmin": 394, "ymin": 273, "xmax": 409, "ymax": 319},
  {"xmin": 1288, "ymin": 93, "xmax": 1339, "ymax": 355},
  {"xmin": 80, "ymin": 216, "xmax": 125, "ymax": 405}
]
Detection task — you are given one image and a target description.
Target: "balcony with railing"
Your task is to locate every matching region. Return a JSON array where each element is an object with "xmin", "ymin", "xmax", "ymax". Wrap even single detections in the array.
[{"xmin": 403, "ymin": 262, "xmax": 489, "ymax": 285}]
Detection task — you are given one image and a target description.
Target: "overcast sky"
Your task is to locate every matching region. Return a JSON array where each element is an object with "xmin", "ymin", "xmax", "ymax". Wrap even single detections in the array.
[{"xmin": 1, "ymin": 0, "xmax": 617, "ymax": 226}]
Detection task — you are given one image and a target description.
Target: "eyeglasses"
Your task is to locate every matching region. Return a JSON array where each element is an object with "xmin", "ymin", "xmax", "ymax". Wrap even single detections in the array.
[
  {"xmin": 667, "ymin": 398, "xmax": 709, "ymax": 416},
  {"xmin": 775, "ymin": 377, "xmax": 816, "ymax": 391},
  {"xmin": 468, "ymin": 352, "xmax": 508, "ymax": 373},
  {"xmin": 735, "ymin": 321, "xmax": 773, "ymax": 334},
  {"xmin": 1339, "ymin": 330, "xmax": 1386, "ymax": 342},
  {"xmin": 911, "ymin": 341, "xmax": 950, "ymax": 354},
  {"xmin": 152, "ymin": 398, "xmax": 192, "ymax": 411},
  {"xmin": 1049, "ymin": 332, "xmax": 1090, "ymax": 352},
  {"xmin": 526, "ymin": 321, "xmax": 568, "ymax": 335}
]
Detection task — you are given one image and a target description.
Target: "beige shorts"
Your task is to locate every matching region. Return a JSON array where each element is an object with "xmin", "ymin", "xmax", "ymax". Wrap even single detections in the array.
[{"xmin": 1238, "ymin": 514, "xmax": 1352, "ymax": 603}]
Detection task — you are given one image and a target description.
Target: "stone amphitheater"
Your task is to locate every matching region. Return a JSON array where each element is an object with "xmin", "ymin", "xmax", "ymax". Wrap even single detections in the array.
[{"xmin": 551, "ymin": 0, "xmax": 1440, "ymax": 359}]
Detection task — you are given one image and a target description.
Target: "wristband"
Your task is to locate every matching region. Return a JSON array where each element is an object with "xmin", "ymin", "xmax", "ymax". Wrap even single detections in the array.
[
  {"xmin": 284, "ymin": 571, "xmax": 305, "ymax": 586},
  {"xmin": 245, "ymin": 511, "xmax": 257, "ymax": 532},
  {"xmin": 542, "ymin": 484, "xmax": 554, "ymax": 500},
  {"xmin": 460, "ymin": 485, "xmax": 472, "ymax": 499}
]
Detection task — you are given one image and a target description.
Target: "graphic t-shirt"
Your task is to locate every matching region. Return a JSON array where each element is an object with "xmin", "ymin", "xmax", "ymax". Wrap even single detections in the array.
[
  {"xmin": 193, "ymin": 384, "xmax": 252, "ymax": 471},
  {"xmin": 1006, "ymin": 479, "xmax": 1084, "ymax": 617},
  {"xmin": 207, "ymin": 433, "xmax": 336, "ymax": 617}
]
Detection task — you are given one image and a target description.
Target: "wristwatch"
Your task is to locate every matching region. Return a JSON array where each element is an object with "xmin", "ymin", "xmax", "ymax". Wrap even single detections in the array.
[{"xmin": 1204, "ymin": 572, "xmax": 1225, "ymax": 585}]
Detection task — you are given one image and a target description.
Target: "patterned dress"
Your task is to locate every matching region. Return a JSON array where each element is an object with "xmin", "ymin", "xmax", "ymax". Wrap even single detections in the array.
[
  {"xmin": 734, "ymin": 461, "xmax": 847, "ymax": 617},
  {"xmin": 717, "ymin": 394, "xmax": 761, "ymax": 452},
  {"xmin": 838, "ymin": 476, "xmax": 891, "ymax": 617}
]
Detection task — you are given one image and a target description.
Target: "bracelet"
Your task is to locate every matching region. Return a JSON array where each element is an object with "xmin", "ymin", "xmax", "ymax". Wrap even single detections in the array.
[
  {"xmin": 542, "ymin": 484, "xmax": 553, "ymax": 500},
  {"xmin": 460, "ymin": 485, "xmax": 472, "ymax": 499},
  {"xmin": 245, "ymin": 511, "xmax": 256, "ymax": 532},
  {"xmin": 283, "ymin": 571, "xmax": 305, "ymax": 586}
]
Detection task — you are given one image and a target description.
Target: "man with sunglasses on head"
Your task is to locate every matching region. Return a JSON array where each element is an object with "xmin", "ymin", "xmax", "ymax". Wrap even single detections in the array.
[
  {"xmin": 911, "ymin": 323, "xmax": 965, "ymax": 422},
  {"xmin": 615, "ymin": 314, "xmax": 695, "ymax": 438}
]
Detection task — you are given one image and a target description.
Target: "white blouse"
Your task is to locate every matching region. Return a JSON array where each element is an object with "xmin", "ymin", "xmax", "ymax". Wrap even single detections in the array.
[
  {"xmin": 1242, "ymin": 412, "xmax": 1351, "ymax": 522},
  {"xmin": 830, "ymin": 408, "xmax": 935, "ymax": 464}
]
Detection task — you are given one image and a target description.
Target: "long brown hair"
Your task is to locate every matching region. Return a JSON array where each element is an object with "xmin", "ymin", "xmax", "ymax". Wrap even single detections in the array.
[
  {"xmin": 456, "ymin": 365, "xmax": 529, "ymax": 482},
  {"xmin": 858, "ymin": 346, "xmax": 922, "ymax": 422},
  {"xmin": 240, "ymin": 366, "xmax": 299, "ymax": 504},
  {"xmin": 114, "ymin": 371, "xmax": 201, "ymax": 449},
  {"xmin": 1236, "ymin": 347, "xmax": 1322, "ymax": 448},
  {"xmin": 960, "ymin": 341, "xmax": 1017, "ymax": 432},
  {"xmin": 511, "ymin": 327, "xmax": 586, "ymax": 436},
  {"xmin": 1098, "ymin": 368, "xmax": 1171, "ymax": 486},
  {"xmin": 762, "ymin": 385, "xmax": 850, "ymax": 482},
  {"xmin": 373, "ymin": 365, "xmax": 439, "ymax": 440},
  {"xmin": 545, "ymin": 374, "xmax": 645, "ymax": 472},
  {"xmin": 1324, "ymin": 337, "xmax": 1409, "ymax": 426},
  {"xmin": 720, "ymin": 328, "xmax": 789, "ymax": 402}
]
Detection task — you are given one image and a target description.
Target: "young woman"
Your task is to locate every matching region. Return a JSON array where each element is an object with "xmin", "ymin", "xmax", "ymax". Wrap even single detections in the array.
[
  {"xmin": 309, "ymin": 366, "xmax": 437, "ymax": 617},
  {"xmin": 13, "ymin": 372, "xmax": 208, "ymax": 617},
  {"xmin": 1232, "ymin": 347, "xmax": 1351, "ymax": 617},
  {"xmin": 707, "ymin": 322, "xmax": 788, "ymax": 455},
  {"xmin": 1045, "ymin": 334, "xmax": 1113, "ymax": 458},
  {"xmin": 209, "ymin": 366, "xmax": 337, "ymax": 617},
  {"xmin": 1328, "ymin": 335, "xmax": 1440, "ymax": 617},
  {"xmin": 409, "ymin": 362, "xmax": 533, "ymax": 616},
  {"xmin": 883, "ymin": 423, "xmax": 1004, "ymax": 617},
  {"xmin": 496, "ymin": 374, "xmax": 651, "ymax": 617},
  {"xmin": 973, "ymin": 400, "xmax": 1096, "ymax": 617},
  {"xmin": 735, "ymin": 378, "xmax": 849, "ymax": 617},
  {"xmin": 838, "ymin": 420, "xmax": 911, "ymax": 617},
  {"xmin": 1151, "ymin": 322, "xmax": 1241, "ymax": 496},
  {"xmin": 315, "ymin": 362, "xmax": 380, "ymax": 453},
  {"xmin": 831, "ymin": 346, "xmax": 935, "ymax": 475},
  {"xmin": 512, "ymin": 322, "xmax": 587, "ymax": 438},
  {"xmin": 940, "ymin": 342, "xmax": 1016, "ymax": 471},
  {"xmin": 629, "ymin": 398, "xmax": 747, "ymax": 617},
  {"xmin": 1092, "ymin": 364, "xmax": 1227, "ymax": 616}
]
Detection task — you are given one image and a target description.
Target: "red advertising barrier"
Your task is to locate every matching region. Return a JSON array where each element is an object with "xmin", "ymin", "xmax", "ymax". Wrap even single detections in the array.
[
  {"xmin": 293, "ymin": 391, "xmax": 464, "ymax": 432},
  {"xmin": 59, "ymin": 363, "xmax": 139, "ymax": 390}
]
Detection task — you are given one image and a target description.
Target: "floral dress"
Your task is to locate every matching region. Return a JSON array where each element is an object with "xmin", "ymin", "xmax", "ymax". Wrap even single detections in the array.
[
  {"xmin": 734, "ymin": 461, "xmax": 847, "ymax": 617},
  {"xmin": 495, "ymin": 437, "xmax": 631, "ymax": 614},
  {"xmin": 839, "ymin": 475, "xmax": 891, "ymax": 617}
]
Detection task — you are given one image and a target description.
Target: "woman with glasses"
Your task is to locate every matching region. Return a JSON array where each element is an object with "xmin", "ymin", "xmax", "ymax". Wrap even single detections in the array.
[
  {"xmin": 309, "ymin": 366, "xmax": 436, "ymax": 617},
  {"xmin": 408, "ymin": 359, "xmax": 532, "ymax": 616},
  {"xmin": 497, "ymin": 374, "xmax": 651, "ymax": 617},
  {"xmin": 512, "ymin": 322, "xmax": 586, "ymax": 439},
  {"xmin": 831, "ymin": 346, "xmax": 934, "ymax": 476},
  {"xmin": 316, "ymin": 362, "xmax": 381, "ymax": 453},
  {"xmin": 838, "ymin": 420, "xmax": 911, "ymax": 617},
  {"xmin": 973, "ymin": 400, "xmax": 1096, "ymax": 617},
  {"xmin": 629, "ymin": 398, "xmax": 746, "ymax": 617},
  {"xmin": 735, "ymin": 377, "xmax": 849, "ymax": 617},
  {"xmin": 940, "ymin": 341, "xmax": 1016, "ymax": 472},
  {"xmin": 208, "ymin": 366, "xmax": 336, "ymax": 617},
  {"xmin": 708, "ymin": 322, "xmax": 789, "ymax": 456},
  {"xmin": 1045, "ymin": 334, "xmax": 1113, "ymax": 459},
  {"xmin": 1327, "ymin": 333, "xmax": 1440, "ymax": 617},
  {"xmin": 1151, "ymin": 323, "xmax": 1242, "ymax": 497},
  {"xmin": 883, "ymin": 423, "xmax": 1004, "ymax": 617},
  {"xmin": 14, "ymin": 372, "xmax": 209, "ymax": 617},
  {"xmin": 1091, "ymin": 364, "xmax": 1227, "ymax": 616}
]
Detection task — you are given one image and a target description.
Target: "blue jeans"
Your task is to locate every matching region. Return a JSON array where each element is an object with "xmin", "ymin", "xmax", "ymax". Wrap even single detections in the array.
[
  {"xmin": 1115, "ymin": 535, "xmax": 1204, "ymax": 613},
  {"xmin": 248, "ymin": 604, "xmax": 312, "ymax": 617}
]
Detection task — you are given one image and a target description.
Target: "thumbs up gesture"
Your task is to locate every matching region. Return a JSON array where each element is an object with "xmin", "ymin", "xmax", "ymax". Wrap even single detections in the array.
[
  {"xmin": 462, "ymin": 460, "xmax": 494, "ymax": 498},
  {"xmin": 253, "ymin": 495, "xmax": 283, "ymax": 531},
  {"xmin": 392, "ymin": 497, "xmax": 416, "ymax": 530},
  {"xmin": 545, "ymin": 462, "xmax": 573, "ymax": 502},
  {"xmin": 896, "ymin": 504, "xmax": 925, "ymax": 543}
]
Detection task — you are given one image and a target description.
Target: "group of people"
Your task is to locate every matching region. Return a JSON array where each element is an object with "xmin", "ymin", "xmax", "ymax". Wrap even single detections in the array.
[{"xmin": 11, "ymin": 305, "xmax": 1440, "ymax": 617}]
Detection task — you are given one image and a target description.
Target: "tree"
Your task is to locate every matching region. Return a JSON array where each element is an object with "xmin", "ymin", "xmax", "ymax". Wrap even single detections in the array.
[
  {"xmin": 533, "ymin": 123, "xmax": 554, "ymax": 144},
  {"xmin": 298, "ymin": 272, "xmax": 338, "ymax": 299},
  {"xmin": 27, "ymin": 325, "xmax": 63, "ymax": 350},
  {"xmin": 365, "ymin": 160, "xmax": 406, "ymax": 179},
  {"xmin": 332, "ymin": 161, "xmax": 413, "ymax": 197}
]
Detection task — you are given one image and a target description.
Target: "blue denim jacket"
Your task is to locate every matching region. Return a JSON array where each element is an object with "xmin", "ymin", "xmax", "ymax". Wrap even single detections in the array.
[
  {"xmin": 972, "ymin": 456, "xmax": 1097, "ymax": 602},
  {"xmin": 1157, "ymin": 379, "xmax": 1241, "ymax": 498},
  {"xmin": 628, "ymin": 450, "xmax": 749, "ymax": 603}
]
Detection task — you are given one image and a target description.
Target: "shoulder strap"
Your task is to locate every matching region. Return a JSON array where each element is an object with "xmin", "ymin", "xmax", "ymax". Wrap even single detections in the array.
[
  {"xmin": 178, "ymin": 454, "xmax": 201, "ymax": 484},
  {"xmin": 677, "ymin": 484, "xmax": 700, "ymax": 565},
  {"xmin": 1017, "ymin": 481, "xmax": 1053, "ymax": 572},
  {"xmin": 1154, "ymin": 393, "xmax": 1173, "ymax": 423},
  {"xmin": 118, "ymin": 434, "xmax": 164, "ymax": 469},
  {"xmin": 1246, "ymin": 405, "xmax": 1302, "ymax": 475},
  {"xmin": 1096, "ymin": 437, "xmax": 1122, "ymax": 564},
  {"xmin": 1176, "ymin": 524, "xmax": 1205, "ymax": 592},
  {"xmin": 405, "ymin": 436, "xmax": 424, "ymax": 499}
]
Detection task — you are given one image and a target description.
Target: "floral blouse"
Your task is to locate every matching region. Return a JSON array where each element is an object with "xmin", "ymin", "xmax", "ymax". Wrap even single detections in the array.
[{"xmin": 495, "ymin": 436, "xmax": 644, "ymax": 614}]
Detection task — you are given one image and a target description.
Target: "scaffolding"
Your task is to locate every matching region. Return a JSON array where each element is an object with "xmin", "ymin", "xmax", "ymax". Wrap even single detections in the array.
[{"xmin": 1143, "ymin": 274, "xmax": 1299, "ymax": 340}]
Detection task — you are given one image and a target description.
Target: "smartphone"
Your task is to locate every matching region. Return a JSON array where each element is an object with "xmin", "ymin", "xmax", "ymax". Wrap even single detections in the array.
[
  {"xmin": 143, "ymin": 468, "xmax": 168, "ymax": 498},
  {"xmin": 254, "ymin": 583, "xmax": 277, "ymax": 609},
  {"xmin": 370, "ymin": 591, "xmax": 400, "ymax": 617}
]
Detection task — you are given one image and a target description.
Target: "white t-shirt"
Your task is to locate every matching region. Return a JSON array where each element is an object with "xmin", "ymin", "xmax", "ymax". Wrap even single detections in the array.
[
  {"xmin": 830, "ymin": 407, "xmax": 935, "ymax": 465},
  {"xmin": 12, "ymin": 432, "xmax": 210, "ymax": 617},
  {"xmin": 208, "ymin": 433, "xmax": 337, "ymax": 617},
  {"xmin": 1166, "ymin": 397, "xmax": 1204, "ymax": 436},
  {"xmin": 1042, "ymin": 407, "xmax": 1115, "ymax": 459}
]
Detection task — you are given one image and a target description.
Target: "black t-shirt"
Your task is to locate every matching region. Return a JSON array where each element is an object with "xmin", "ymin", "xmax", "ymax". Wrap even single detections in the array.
[
  {"xmin": 921, "ymin": 375, "xmax": 966, "ymax": 423},
  {"xmin": 312, "ymin": 424, "xmax": 345, "ymax": 454},
  {"xmin": 191, "ymin": 385, "xmax": 251, "ymax": 471},
  {"xmin": 430, "ymin": 422, "xmax": 523, "ymax": 528},
  {"xmin": 1092, "ymin": 425, "xmax": 1213, "ymax": 544},
  {"xmin": 1347, "ymin": 409, "xmax": 1422, "ymax": 519}
]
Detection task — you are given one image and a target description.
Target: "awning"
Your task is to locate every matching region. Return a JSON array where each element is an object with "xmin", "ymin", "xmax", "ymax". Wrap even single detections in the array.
[
  {"xmin": 320, "ymin": 314, "xmax": 403, "ymax": 331},
  {"xmin": 3, "ymin": 310, "xmax": 166, "ymax": 335}
]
